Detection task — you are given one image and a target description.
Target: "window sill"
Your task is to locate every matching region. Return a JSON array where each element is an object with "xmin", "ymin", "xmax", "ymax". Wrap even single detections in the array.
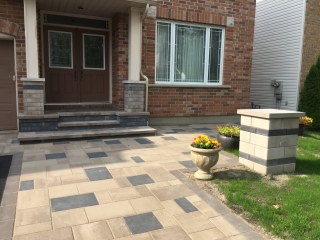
[{"xmin": 148, "ymin": 84, "xmax": 231, "ymax": 88}]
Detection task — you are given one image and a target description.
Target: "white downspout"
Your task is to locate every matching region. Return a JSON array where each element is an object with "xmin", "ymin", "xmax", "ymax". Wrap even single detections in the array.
[{"xmin": 140, "ymin": 4, "xmax": 150, "ymax": 112}]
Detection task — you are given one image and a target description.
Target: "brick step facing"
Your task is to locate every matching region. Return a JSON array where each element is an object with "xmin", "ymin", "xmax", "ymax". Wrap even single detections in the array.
[
  {"xmin": 58, "ymin": 120, "xmax": 120, "ymax": 128},
  {"xmin": 18, "ymin": 111, "xmax": 151, "ymax": 133},
  {"xmin": 18, "ymin": 126, "xmax": 156, "ymax": 143}
]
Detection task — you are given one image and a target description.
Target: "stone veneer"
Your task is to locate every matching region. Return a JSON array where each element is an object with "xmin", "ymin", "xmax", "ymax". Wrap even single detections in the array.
[
  {"xmin": 237, "ymin": 109, "xmax": 305, "ymax": 175},
  {"xmin": 123, "ymin": 81, "xmax": 146, "ymax": 113},
  {"xmin": 22, "ymin": 78, "xmax": 45, "ymax": 115}
]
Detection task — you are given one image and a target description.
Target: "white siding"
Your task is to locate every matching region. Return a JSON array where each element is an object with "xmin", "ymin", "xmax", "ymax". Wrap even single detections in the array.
[{"xmin": 250, "ymin": 0, "xmax": 306, "ymax": 110}]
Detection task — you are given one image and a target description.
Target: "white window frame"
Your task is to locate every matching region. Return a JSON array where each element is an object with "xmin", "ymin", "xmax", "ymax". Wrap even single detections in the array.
[
  {"xmin": 83, "ymin": 33, "xmax": 106, "ymax": 70},
  {"xmin": 48, "ymin": 30, "xmax": 73, "ymax": 69},
  {"xmin": 155, "ymin": 20, "xmax": 225, "ymax": 85}
]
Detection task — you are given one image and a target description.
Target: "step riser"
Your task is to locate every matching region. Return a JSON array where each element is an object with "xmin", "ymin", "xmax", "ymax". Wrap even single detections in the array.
[
  {"xmin": 59, "ymin": 115, "xmax": 117, "ymax": 122},
  {"xmin": 19, "ymin": 114, "xmax": 149, "ymax": 132}
]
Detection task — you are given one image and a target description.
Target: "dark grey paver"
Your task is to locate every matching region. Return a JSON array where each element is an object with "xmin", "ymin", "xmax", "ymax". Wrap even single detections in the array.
[
  {"xmin": 87, "ymin": 139, "xmax": 102, "ymax": 142},
  {"xmin": 243, "ymin": 231, "xmax": 265, "ymax": 240},
  {"xmin": 134, "ymin": 138, "xmax": 154, "ymax": 144},
  {"xmin": 53, "ymin": 141, "xmax": 70, "ymax": 145},
  {"xmin": 179, "ymin": 177, "xmax": 199, "ymax": 190},
  {"xmin": 174, "ymin": 198, "xmax": 197, "ymax": 213},
  {"xmin": 51, "ymin": 193, "xmax": 99, "ymax": 212},
  {"xmin": 0, "ymin": 219, "xmax": 14, "ymax": 239},
  {"xmin": 169, "ymin": 170, "xmax": 186, "ymax": 179},
  {"xmin": 86, "ymin": 152, "xmax": 107, "ymax": 158},
  {"xmin": 127, "ymin": 174, "xmax": 155, "ymax": 186},
  {"xmin": 171, "ymin": 129, "xmax": 185, "ymax": 132},
  {"xmin": 124, "ymin": 212, "xmax": 163, "ymax": 234},
  {"xmin": 179, "ymin": 160, "xmax": 196, "ymax": 168},
  {"xmin": 84, "ymin": 167, "xmax": 112, "ymax": 181},
  {"xmin": 104, "ymin": 140, "xmax": 122, "ymax": 145},
  {"xmin": 19, "ymin": 180, "xmax": 34, "ymax": 191},
  {"xmin": 193, "ymin": 127, "xmax": 211, "ymax": 131},
  {"xmin": 45, "ymin": 153, "xmax": 66, "ymax": 160},
  {"xmin": 224, "ymin": 213, "xmax": 253, "ymax": 233},
  {"xmin": 11, "ymin": 140, "xmax": 19, "ymax": 144},
  {"xmin": 131, "ymin": 156, "xmax": 145, "ymax": 163},
  {"xmin": 0, "ymin": 205, "xmax": 16, "ymax": 221},
  {"xmin": 162, "ymin": 137, "xmax": 177, "ymax": 140}
]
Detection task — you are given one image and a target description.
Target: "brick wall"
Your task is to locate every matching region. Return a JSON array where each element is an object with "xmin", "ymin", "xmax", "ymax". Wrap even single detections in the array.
[
  {"xmin": 300, "ymin": 0, "xmax": 320, "ymax": 89},
  {"xmin": 142, "ymin": 0, "xmax": 256, "ymax": 117},
  {"xmin": 0, "ymin": 0, "xmax": 26, "ymax": 113},
  {"xmin": 112, "ymin": 13, "xmax": 129, "ymax": 110}
]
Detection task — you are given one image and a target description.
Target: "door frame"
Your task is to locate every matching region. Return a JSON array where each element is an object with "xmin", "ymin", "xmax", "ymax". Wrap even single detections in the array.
[
  {"xmin": 0, "ymin": 34, "xmax": 18, "ymax": 131},
  {"xmin": 40, "ymin": 10, "xmax": 113, "ymax": 104}
]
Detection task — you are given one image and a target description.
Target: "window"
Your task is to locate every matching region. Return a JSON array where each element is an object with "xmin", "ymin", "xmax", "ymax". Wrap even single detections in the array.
[
  {"xmin": 83, "ymin": 34, "xmax": 105, "ymax": 69},
  {"xmin": 156, "ymin": 21, "xmax": 224, "ymax": 85},
  {"xmin": 49, "ymin": 31, "xmax": 73, "ymax": 68}
]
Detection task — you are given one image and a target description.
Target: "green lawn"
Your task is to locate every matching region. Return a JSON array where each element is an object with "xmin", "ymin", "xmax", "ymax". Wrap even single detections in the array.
[{"xmin": 215, "ymin": 131, "xmax": 320, "ymax": 240}]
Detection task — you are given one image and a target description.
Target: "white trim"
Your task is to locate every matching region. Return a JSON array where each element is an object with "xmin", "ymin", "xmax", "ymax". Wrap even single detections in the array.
[
  {"xmin": 155, "ymin": 20, "xmax": 225, "ymax": 85},
  {"xmin": 0, "ymin": 33, "xmax": 14, "ymax": 39},
  {"xmin": 24, "ymin": 0, "xmax": 39, "ymax": 78},
  {"xmin": 83, "ymin": 33, "xmax": 105, "ymax": 70},
  {"xmin": 48, "ymin": 30, "xmax": 73, "ymax": 69}
]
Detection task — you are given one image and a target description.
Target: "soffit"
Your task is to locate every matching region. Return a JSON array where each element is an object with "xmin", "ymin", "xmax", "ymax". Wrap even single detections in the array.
[{"xmin": 37, "ymin": 0, "xmax": 157, "ymax": 18}]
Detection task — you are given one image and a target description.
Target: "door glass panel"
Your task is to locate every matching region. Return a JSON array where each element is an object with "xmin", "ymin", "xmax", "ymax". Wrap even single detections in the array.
[
  {"xmin": 49, "ymin": 31, "xmax": 72, "ymax": 68},
  {"xmin": 83, "ymin": 34, "xmax": 105, "ymax": 69}
]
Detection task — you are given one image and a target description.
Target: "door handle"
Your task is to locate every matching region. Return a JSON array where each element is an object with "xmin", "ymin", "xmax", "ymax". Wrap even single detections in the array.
[{"xmin": 74, "ymin": 70, "xmax": 77, "ymax": 81}]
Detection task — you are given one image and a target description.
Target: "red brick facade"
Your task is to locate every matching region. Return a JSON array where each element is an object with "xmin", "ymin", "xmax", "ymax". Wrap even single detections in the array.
[
  {"xmin": 0, "ymin": 0, "xmax": 25, "ymax": 113},
  {"xmin": 144, "ymin": 0, "xmax": 256, "ymax": 117},
  {"xmin": 0, "ymin": 0, "xmax": 256, "ymax": 118},
  {"xmin": 300, "ymin": 0, "xmax": 320, "ymax": 89}
]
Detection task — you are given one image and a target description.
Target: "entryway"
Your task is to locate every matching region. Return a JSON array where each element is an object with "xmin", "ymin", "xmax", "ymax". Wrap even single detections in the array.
[
  {"xmin": 0, "ymin": 40, "xmax": 17, "ymax": 131},
  {"xmin": 43, "ymin": 26, "xmax": 110, "ymax": 103}
]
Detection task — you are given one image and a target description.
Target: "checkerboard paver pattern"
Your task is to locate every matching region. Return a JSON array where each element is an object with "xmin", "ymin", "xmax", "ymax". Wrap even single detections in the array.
[{"xmin": 0, "ymin": 124, "xmax": 265, "ymax": 240}]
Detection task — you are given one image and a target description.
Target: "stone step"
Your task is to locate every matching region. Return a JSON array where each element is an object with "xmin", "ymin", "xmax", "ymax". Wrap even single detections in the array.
[
  {"xmin": 58, "ymin": 120, "xmax": 120, "ymax": 128},
  {"xmin": 18, "ymin": 126, "xmax": 157, "ymax": 143}
]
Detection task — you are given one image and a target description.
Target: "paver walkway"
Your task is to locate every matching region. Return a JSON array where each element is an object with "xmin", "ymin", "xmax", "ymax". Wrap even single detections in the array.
[{"xmin": 0, "ymin": 124, "xmax": 264, "ymax": 240}]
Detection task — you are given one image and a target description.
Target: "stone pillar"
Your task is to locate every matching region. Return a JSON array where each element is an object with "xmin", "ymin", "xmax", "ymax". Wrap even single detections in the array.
[
  {"xmin": 128, "ymin": 7, "xmax": 141, "ymax": 81},
  {"xmin": 237, "ymin": 109, "xmax": 305, "ymax": 175},
  {"xmin": 123, "ymin": 80, "xmax": 146, "ymax": 112},
  {"xmin": 22, "ymin": 78, "xmax": 45, "ymax": 115}
]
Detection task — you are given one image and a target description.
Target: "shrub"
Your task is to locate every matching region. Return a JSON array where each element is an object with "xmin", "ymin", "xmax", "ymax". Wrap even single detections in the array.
[
  {"xmin": 216, "ymin": 125, "xmax": 240, "ymax": 137},
  {"xmin": 298, "ymin": 56, "xmax": 320, "ymax": 129}
]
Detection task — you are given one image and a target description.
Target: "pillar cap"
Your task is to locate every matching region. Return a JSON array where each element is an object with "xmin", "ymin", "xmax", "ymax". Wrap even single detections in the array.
[
  {"xmin": 21, "ymin": 78, "xmax": 45, "ymax": 82},
  {"xmin": 123, "ymin": 80, "xmax": 146, "ymax": 84},
  {"xmin": 237, "ymin": 109, "xmax": 305, "ymax": 119}
]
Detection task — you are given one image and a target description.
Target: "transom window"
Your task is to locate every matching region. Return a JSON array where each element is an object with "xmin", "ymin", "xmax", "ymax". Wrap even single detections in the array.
[{"xmin": 156, "ymin": 21, "xmax": 224, "ymax": 85}]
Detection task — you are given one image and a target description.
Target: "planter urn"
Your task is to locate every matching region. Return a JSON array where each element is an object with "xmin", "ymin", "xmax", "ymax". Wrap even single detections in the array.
[
  {"xmin": 189, "ymin": 145, "xmax": 222, "ymax": 180},
  {"xmin": 217, "ymin": 134, "xmax": 239, "ymax": 149}
]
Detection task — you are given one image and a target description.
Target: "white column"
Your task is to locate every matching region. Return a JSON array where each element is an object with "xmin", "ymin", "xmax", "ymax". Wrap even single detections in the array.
[
  {"xmin": 24, "ymin": 0, "xmax": 39, "ymax": 78},
  {"xmin": 128, "ymin": 7, "xmax": 141, "ymax": 81}
]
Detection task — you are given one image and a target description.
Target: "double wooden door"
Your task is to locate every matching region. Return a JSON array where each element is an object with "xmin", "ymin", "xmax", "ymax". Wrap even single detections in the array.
[
  {"xmin": 0, "ymin": 40, "xmax": 17, "ymax": 130},
  {"xmin": 44, "ymin": 26, "xmax": 109, "ymax": 103}
]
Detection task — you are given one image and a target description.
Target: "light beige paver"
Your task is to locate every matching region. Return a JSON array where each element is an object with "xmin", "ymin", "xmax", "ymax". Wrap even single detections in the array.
[
  {"xmin": 46, "ymin": 164, "xmax": 72, "ymax": 177},
  {"xmin": 85, "ymin": 201, "xmax": 136, "ymax": 222},
  {"xmin": 175, "ymin": 211, "xmax": 216, "ymax": 234},
  {"xmin": 109, "ymin": 167, "xmax": 135, "ymax": 178},
  {"xmin": 52, "ymin": 208, "xmax": 88, "ymax": 229},
  {"xmin": 77, "ymin": 179, "xmax": 119, "ymax": 193},
  {"xmin": 94, "ymin": 190, "xmax": 113, "ymax": 204},
  {"xmin": 17, "ymin": 188, "xmax": 49, "ymax": 210},
  {"xmin": 14, "ymin": 221, "xmax": 52, "ymax": 236},
  {"xmin": 150, "ymin": 226, "xmax": 191, "ymax": 240},
  {"xmin": 161, "ymin": 200, "xmax": 185, "ymax": 216},
  {"xmin": 153, "ymin": 209, "xmax": 178, "ymax": 227},
  {"xmin": 13, "ymin": 227, "xmax": 74, "ymax": 240},
  {"xmin": 117, "ymin": 232, "xmax": 153, "ymax": 240},
  {"xmin": 193, "ymin": 200, "xmax": 220, "ymax": 218},
  {"xmin": 49, "ymin": 184, "xmax": 79, "ymax": 199},
  {"xmin": 108, "ymin": 187, "xmax": 140, "ymax": 202},
  {"xmin": 151, "ymin": 184, "xmax": 195, "ymax": 201},
  {"xmin": 129, "ymin": 196, "xmax": 164, "ymax": 214},
  {"xmin": 134, "ymin": 185, "xmax": 153, "ymax": 197},
  {"xmin": 115, "ymin": 177, "xmax": 132, "ymax": 188},
  {"xmin": 72, "ymin": 221, "xmax": 113, "ymax": 240},
  {"xmin": 15, "ymin": 206, "xmax": 51, "ymax": 226},
  {"xmin": 107, "ymin": 217, "xmax": 131, "ymax": 238},
  {"xmin": 34, "ymin": 176, "xmax": 61, "ymax": 189},
  {"xmin": 189, "ymin": 228, "xmax": 226, "ymax": 239},
  {"xmin": 61, "ymin": 173, "xmax": 88, "ymax": 185},
  {"xmin": 210, "ymin": 216, "xmax": 241, "ymax": 236}
]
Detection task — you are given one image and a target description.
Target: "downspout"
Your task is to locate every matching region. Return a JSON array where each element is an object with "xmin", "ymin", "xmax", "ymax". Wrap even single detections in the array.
[{"xmin": 140, "ymin": 4, "xmax": 149, "ymax": 112}]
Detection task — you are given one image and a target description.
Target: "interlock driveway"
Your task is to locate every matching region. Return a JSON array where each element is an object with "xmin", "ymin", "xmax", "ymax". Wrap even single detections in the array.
[{"xmin": 0, "ymin": 124, "xmax": 264, "ymax": 240}]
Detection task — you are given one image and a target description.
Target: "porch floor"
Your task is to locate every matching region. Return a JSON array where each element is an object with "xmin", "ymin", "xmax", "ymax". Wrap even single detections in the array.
[{"xmin": 0, "ymin": 123, "xmax": 264, "ymax": 240}]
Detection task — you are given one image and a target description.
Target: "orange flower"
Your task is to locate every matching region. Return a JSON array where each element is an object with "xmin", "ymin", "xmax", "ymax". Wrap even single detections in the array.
[{"xmin": 192, "ymin": 142, "xmax": 195, "ymax": 145}]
